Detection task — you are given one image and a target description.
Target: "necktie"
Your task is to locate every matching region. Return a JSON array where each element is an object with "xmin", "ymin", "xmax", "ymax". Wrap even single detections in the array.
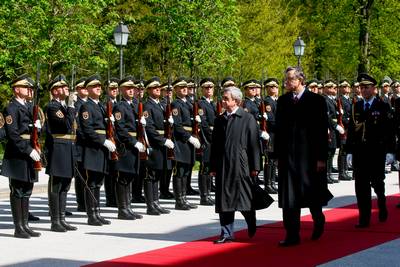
[
  {"xmin": 293, "ymin": 96, "xmax": 299, "ymax": 104},
  {"xmin": 365, "ymin": 102, "xmax": 370, "ymax": 111}
]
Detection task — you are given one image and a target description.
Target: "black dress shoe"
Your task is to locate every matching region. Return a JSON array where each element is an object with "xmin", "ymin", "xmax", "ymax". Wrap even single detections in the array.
[
  {"xmin": 28, "ymin": 213, "xmax": 40, "ymax": 221},
  {"xmin": 278, "ymin": 238, "xmax": 300, "ymax": 247},
  {"xmin": 311, "ymin": 219, "xmax": 325, "ymax": 240},
  {"xmin": 213, "ymin": 236, "xmax": 234, "ymax": 244},
  {"xmin": 379, "ymin": 208, "xmax": 388, "ymax": 222}
]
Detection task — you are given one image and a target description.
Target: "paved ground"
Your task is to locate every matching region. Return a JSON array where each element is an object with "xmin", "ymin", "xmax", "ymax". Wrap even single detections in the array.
[{"xmin": 1, "ymin": 167, "xmax": 400, "ymax": 267}]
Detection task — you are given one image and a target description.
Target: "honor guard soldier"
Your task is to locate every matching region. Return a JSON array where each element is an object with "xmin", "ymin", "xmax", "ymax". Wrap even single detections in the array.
[
  {"xmin": 307, "ymin": 79, "xmax": 319, "ymax": 94},
  {"xmin": 263, "ymin": 78, "xmax": 279, "ymax": 194},
  {"xmin": 74, "ymin": 77, "xmax": 88, "ymax": 212},
  {"xmin": 346, "ymin": 73, "xmax": 395, "ymax": 228},
  {"xmin": 337, "ymin": 80, "xmax": 352, "ymax": 181},
  {"xmin": 112, "ymin": 76, "xmax": 145, "ymax": 220},
  {"xmin": 221, "ymin": 76, "xmax": 236, "ymax": 88},
  {"xmin": 171, "ymin": 77, "xmax": 200, "ymax": 210},
  {"xmin": 131, "ymin": 79, "xmax": 147, "ymax": 203},
  {"xmin": 142, "ymin": 77, "xmax": 173, "ymax": 215},
  {"xmin": 103, "ymin": 78, "xmax": 119, "ymax": 208},
  {"xmin": 2, "ymin": 74, "xmax": 41, "ymax": 238},
  {"xmin": 45, "ymin": 75, "xmax": 77, "ymax": 232},
  {"xmin": 380, "ymin": 78, "xmax": 392, "ymax": 105},
  {"xmin": 197, "ymin": 78, "xmax": 216, "ymax": 205},
  {"xmin": 79, "ymin": 75, "xmax": 114, "ymax": 226},
  {"xmin": 352, "ymin": 81, "xmax": 363, "ymax": 102},
  {"xmin": 323, "ymin": 80, "xmax": 343, "ymax": 183}
]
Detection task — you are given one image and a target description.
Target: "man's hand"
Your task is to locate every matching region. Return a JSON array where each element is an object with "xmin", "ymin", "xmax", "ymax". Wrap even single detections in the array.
[{"xmin": 250, "ymin": 170, "xmax": 258, "ymax": 177}]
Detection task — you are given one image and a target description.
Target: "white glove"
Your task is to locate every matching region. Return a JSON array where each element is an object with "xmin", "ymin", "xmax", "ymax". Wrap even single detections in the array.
[
  {"xmin": 262, "ymin": 113, "xmax": 268, "ymax": 120},
  {"xmin": 386, "ymin": 153, "xmax": 395, "ymax": 165},
  {"xmin": 346, "ymin": 154, "xmax": 353, "ymax": 168},
  {"xmin": 168, "ymin": 115, "xmax": 174, "ymax": 125},
  {"xmin": 164, "ymin": 139, "xmax": 175, "ymax": 149},
  {"xmin": 109, "ymin": 114, "xmax": 115, "ymax": 123},
  {"xmin": 336, "ymin": 125, "xmax": 345, "ymax": 134},
  {"xmin": 103, "ymin": 139, "xmax": 116, "ymax": 152},
  {"xmin": 260, "ymin": 131, "xmax": 270, "ymax": 141},
  {"xmin": 140, "ymin": 116, "xmax": 146, "ymax": 127},
  {"xmin": 29, "ymin": 149, "xmax": 41, "ymax": 161},
  {"xmin": 134, "ymin": 141, "xmax": 146, "ymax": 152},
  {"xmin": 195, "ymin": 115, "xmax": 201, "ymax": 123},
  {"xmin": 188, "ymin": 136, "xmax": 201, "ymax": 149},
  {"xmin": 34, "ymin": 120, "xmax": 42, "ymax": 129},
  {"xmin": 67, "ymin": 93, "xmax": 77, "ymax": 107}
]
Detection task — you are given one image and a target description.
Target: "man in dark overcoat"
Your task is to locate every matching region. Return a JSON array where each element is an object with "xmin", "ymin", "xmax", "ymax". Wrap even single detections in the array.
[
  {"xmin": 210, "ymin": 86, "xmax": 261, "ymax": 244},
  {"xmin": 274, "ymin": 67, "xmax": 333, "ymax": 246}
]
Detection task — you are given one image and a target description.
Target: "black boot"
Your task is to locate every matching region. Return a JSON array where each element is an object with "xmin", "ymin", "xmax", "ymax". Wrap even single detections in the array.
[
  {"xmin": 182, "ymin": 176, "xmax": 197, "ymax": 209},
  {"xmin": 94, "ymin": 188, "xmax": 111, "ymax": 225},
  {"xmin": 378, "ymin": 195, "xmax": 388, "ymax": 222},
  {"xmin": 125, "ymin": 183, "xmax": 143, "ymax": 219},
  {"xmin": 338, "ymin": 154, "xmax": 352, "ymax": 181},
  {"xmin": 173, "ymin": 177, "xmax": 190, "ymax": 210},
  {"xmin": 264, "ymin": 163, "xmax": 277, "ymax": 194},
  {"xmin": 10, "ymin": 195, "xmax": 30, "ymax": 239},
  {"xmin": 199, "ymin": 175, "xmax": 213, "ymax": 206},
  {"xmin": 152, "ymin": 181, "xmax": 170, "ymax": 214},
  {"xmin": 144, "ymin": 180, "xmax": 160, "ymax": 215},
  {"xmin": 60, "ymin": 192, "xmax": 77, "ymax": 231},
  {"xmin": 270, "ymin": 161, "xmax": 279, "ymax": 191},
  {"xmin": 327, "ymin": 153, "xmax": 338, "ymax": 183},
  {"xmin": 116, "ymin": 183, "xmax": 136, "ymax": 220},
  {"xmin": 75, "ymin": 171, "xmax": 86, "ymax": 212},
  {"xmin": 104, "ymin": 174, "xmax": 117, "ymax": 207},
  {"xmin": 85, "ymin": 188, "xmax": 102, "ymax": 226},
  {"xmin": 186, "ymin": 172, "xmax": 199, "ymax": 196},
  {"xmin": 21, "ymin": 197, "xmax": 41, "ymax": 237},
  {"xmin": 49, "ymin": 192, "xmax": 67, "ymax": 232}
]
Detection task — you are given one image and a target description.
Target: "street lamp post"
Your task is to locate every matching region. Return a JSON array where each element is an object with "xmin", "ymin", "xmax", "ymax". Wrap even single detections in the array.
[
  {"xmin": 113, "ymin": 21, "xmax": 130, "ymax": 79},
  {"xmin": 293, "ymin": 36, "xmax": 306, "ymax": 68}
]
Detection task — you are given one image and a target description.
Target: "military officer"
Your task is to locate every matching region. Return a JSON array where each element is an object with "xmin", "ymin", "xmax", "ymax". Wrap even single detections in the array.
[
  {"xmin": 74, "ymin": 77, "xmax": 88, "ymax": 212},
  {"xmin": 263, "ymin": 78, "xmax": 279, "ymax": 194},
  {"xmin": 44, "ymin": 75, "xmax": 77, "ymax": 232},
  {"xmin": 112, "ymin": 76, "xmax": 145, "ymax": 220},
  {"xmin": 79, "ymin": 75, "xmax": 114, "ymax": 226},
  {"xmin": 346, "ymin": 73, "xmax": 395, "ymax": 228},
  {"xmin": 103, "ymin": 78, "xmax": 119, "ymax": 208},
  {"xmin": 171, "ymin": 77, "xmax": 200, "ymax": 210},
  {"xmin": 306, "ymin": 79, "xmax": 319, "ymax": 94},
  {"xmin": 2, "ymin": 74, "xmax": 41, "ymax": 238},
  {"xmin": 142, "ymin": 76, "xmax": 173, "ymax": 214},
  {"xmin": 221, "ymin": 76, "xmax": 236, "ymax": 88}
]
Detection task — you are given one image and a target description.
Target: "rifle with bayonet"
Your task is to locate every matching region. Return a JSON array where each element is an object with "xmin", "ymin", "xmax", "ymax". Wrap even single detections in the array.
[
  {"xmin": 192, "ymin": 77, "xmax": 202, "ymax": 156},
  {"xmin": 105, "ymin": 71, "xmax": 119, "ymax": 161},
  {"xmin": 32, "ymin": 63, "xmax": 42, "ymax": 171},
  {"xmin": 164, "ymin": 75, "xmax": 175, "ymax": 160}
]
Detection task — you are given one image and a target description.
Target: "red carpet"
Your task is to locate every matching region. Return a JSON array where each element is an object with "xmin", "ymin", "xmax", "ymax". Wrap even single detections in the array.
[{"xmin": 86, "ymin": 195, "xmax": 400, "ymax": 267}]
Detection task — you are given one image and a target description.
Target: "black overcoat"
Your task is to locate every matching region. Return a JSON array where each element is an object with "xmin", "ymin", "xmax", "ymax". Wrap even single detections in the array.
[
  {"xmin": 274, "ymin": 90, "xmax": 332, "ymax": 208},
  {"xmin": 210, "ymin": 107, "xmax": 261, "ymax": 213}
]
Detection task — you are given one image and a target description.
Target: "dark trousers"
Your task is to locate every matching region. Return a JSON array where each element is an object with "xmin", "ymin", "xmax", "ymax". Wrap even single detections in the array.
[
  {"xmin": 117, "ymin": 171, "xmax": 135, "ymax": 186},
  {"xmin": 9, "ymin": 179, "xmax": 34, "ymax": 199},
  {"xmin": 49, "ymin": 176, "xmax": 72, "ymax": 195},
  {"xmin": 74, "ymin": 162, "xmax": 86, "ymax": 209},
  {"xmin": 219, "ymin": 210, "xmax": 256, "ymax": 226},
  {"xmin": 160, "ymin": 169, "xmax": 172, "ymax": 194},
  {"xmin": 282, "ymin": 206, "xmax": 323, "ymax": 239},
  {"xmin": 132, "ymin": 164, "xmax": 146, "ymax": 199},
  {"xmin": 86, "ymin": 170, "xmax": 105, "ymax": 195}
]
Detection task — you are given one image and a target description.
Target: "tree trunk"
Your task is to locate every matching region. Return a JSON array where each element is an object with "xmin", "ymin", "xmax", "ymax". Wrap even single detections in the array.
[{"xmin": 358, "ymin": 0, "xmax": 374, "ymax": 74}]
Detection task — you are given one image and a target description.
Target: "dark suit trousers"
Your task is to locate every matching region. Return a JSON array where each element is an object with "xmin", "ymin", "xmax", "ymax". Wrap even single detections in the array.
[{"xmin": 282, "ymin": 206, "xmax": 323, "ymax": 238}]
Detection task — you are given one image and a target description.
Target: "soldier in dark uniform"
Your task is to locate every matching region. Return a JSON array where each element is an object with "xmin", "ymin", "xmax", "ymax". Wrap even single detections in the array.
[
  {"xmin": 159, "ymin": 82, "xmax": 174, "ymax": 199},
  {"xmin": 103, "ymin": 78, "xmax": 119, "ymax": 208},
  {"xmin": 346, "ymin": 73, "xmax": 395, "ymax": 228},
  {"xmin": 112, "ymin": 76, "xmax": 145, "ymax": 220},
  {"xmin": 171, "ymin": 77, "xmax": 200, "ymax": 210},
  {"xmin": 131, "ymin": 79, "xmax": 146, "ymax": 203},
  {"xmin": 323, "ymin": 80, "xmax": 343, "ymax": 183},
  {"xmin": 2, "ymin": 74, "xmax": 41, "ymax": 238},
  {"xmin": 44, "ymin": 75, "xmax": 77, "ymax": 232},
  {"xmin": 74, "ymin": 77, "xmax": 88, "ymax": 212},
  {"xmin": 306, "ymin": 79, "xmax": 319, "ymax": 94},
  {"xmin": 142, "ymin": 77, "xmax": 173, "ymax": 215},
  {"xmin": 197, "ymin": 78, "xmax": 216, "ymax": 205},
  {"xmin": 380, "ymin": 78, "xmax": 391, "ymax": 105},
  {"xmin": 221, "ymin": 76, "xmax": 236, "ymax": 88},
  {"xmin": 79, "ymin": 75, "xmax": 114, "ymax": 226},
  {"xmin": 352, "ymin": 81, "xmax": 363, "ymax": 102},
  {"xmin": 337, "ymin": 80, "xmax": 352, "ymax": 181},
  {"xmin": 263, "ymin": 78, "xmax": 280, "ymax": 194}
]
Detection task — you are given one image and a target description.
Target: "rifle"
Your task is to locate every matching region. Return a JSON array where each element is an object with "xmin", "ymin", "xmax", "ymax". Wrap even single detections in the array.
[
  {"xmin": 259, "ymin": 72, "xmax": 269, "ymax": 148},
  {"xmin": 105, "ymin": 72, "xmax": 118, "ymax": 161},
  {"xmin": 216, "ymin": 79, "xmax": 223, "ymax": 115},
  {"xmin": 137, "ymin": 93, "xmax": 149, "ymax": 160},
  {"xmin": 337, "ymin": 93, "xmax": 347, "ymax": 141},
  {"xmin": 192, "ymin": 78, "xmax": 202, "ymax": 156},
  {"xmin": 31, "ymin": 63, "xmax": 42, "ymax": 171},
  {"xmin": 164, "ymin": 76, "xmax": 175, "ymax": 160}
]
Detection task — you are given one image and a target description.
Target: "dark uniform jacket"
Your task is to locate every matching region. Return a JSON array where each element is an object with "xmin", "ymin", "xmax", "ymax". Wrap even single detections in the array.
[
  {"xmin": 113, "ymin": 98, "xmax": 140, "ymax": 174},
  {"xmin": 275, "ymin": 90, "xmax": 332, "ymax": 208},
  {"xmin": 210, "ymin": 107, "xmax": 261, "ymax": 213},
  {"xmin": 242, "ymin": 97, "xmax": 259, "ymax": 121},
  {"xmin": 79, "ymin": 98, "xmax": 109, "ymax": 174},
  {"xmin": 324, "ymin": 95, "xmax": 339, "ymax": 149},
  {"xmin": 264, "ymin": 96, "xmax": 278, "ymax": 153},
  {"xmin": 198, "ymin": 97, "xmax": 216, "ymax": 163},
  {"xmin": 1, "ymin": 98, "xmax": 37, "ymax": 182},
  {"xmin": 0, "ymin": 111, "xmax": 6, "ymax": 140},
  {"xmin": 144, "ymin": 97, "xmax": 172, "ymax": 170},
  {"xmin": 347, "ymin": 98, "xmax": 395, "ymax": 179},
  {"xmin": 74, "ymin": 97, "xmax": 86, "ymax": 162},
  {"xmin": 44, "ymin": 100, "xmax": 76, "ymax": 178},
  {"xmin": 171, "ymin": 97, "xmax": 195, "ymax": 165}
]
